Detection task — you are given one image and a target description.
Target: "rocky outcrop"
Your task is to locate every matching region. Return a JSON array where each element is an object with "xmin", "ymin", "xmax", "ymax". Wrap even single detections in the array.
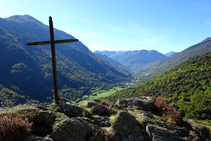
[
  {"xmin": 187, "ymin": 119, "xmax": 211, "ymax": 140},
  {"xmin": 112, "ymin": 111, "xmax": 145, "ymax": 141},
  {"xmin": 92, "ymin": 115, "xmax": 111, "ymax": 127},
  {"xmin": 57, "ymin": 103, "xmax": 83, "ymax": 117},
  {"xmin": 33, "ymin": 111, "xmax": 56, "ymax": 136},
  {"xmin": 50, "ymin": 118, "xmax": 104, "ymax": 141},
  {"xmin": 146, "ymin": 122, "xmax": 189, "ymax": 141},
  {"xmin": 86, "ymin": 102, "xmax": 110, "ymax": 116},
  {"xmin": 116, "ymin": 96, "xmax": 155, "ymax": 111},
  {"xmin": 1, "ymin": 97, "xmax": 210, "ymax": 141}
]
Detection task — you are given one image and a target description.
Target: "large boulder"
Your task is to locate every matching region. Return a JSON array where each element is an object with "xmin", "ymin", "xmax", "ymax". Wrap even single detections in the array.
[
  {"xmin": 86, "ymin": 101, "xmax": 98, "ymax": 108},
  {"xmin": 88, "ymin": 102, "xmax": 110, "ymax": 116},
  {"xmin": 112, "ymin": 111, "xmax": 145, "ymax": 141},
  {"xmin": 92, "ymin": 115, "xmax": 111, "ymax": 127},
  {"xmin": 50, "ymin": 118, "xmax": 104, "ymax": 141},
  {"xmin": 57, "ymin": 103, "xmax": 83, "ymax": 117},
  {"xmin": 78, "ymin": 101, "xmax": 110, "ymax": 116},
  {"xmin": 187, "ymin": 119, "xmax": 211, "ymax": 140},
  {"xmin": 33, "ymin": 111, "xmax": 56, "ymax": 136},
  {"xmin": 146, "ymin": 121, "xmax": 189, "ymax": 141},
  {"xmin": 35, "ymin": 111, "xmax": 56, "ymax": 127},
  {"xmin": 133, "ymin": 110, "xmax": 156, "ymax": 125},
  {"xmin": 116, "ymin": 97, "xmax": 155, "ymax": 111}
]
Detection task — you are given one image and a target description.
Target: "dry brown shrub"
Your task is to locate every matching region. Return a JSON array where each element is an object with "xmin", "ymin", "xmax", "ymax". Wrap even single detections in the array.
[
  {"xmin": 155, "ymin": 96, "xmax": 182, "ymax": 125},
  {"xmin": 100, "ymin": 100, "xmax": 112, "ymax": 108}
]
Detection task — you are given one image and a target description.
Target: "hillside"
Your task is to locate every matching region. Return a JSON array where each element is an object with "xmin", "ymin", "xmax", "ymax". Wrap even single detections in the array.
[
  {"xmin": 94, "ymin": 53, "xmax": 130, "ymax": 72},
  {"xmin": 135, "ymin": 37, "xmax": 211, "ymax": 83},
  {"xmin": 94, "ymin": 50, "xmax": 167, "ymax": 72},
  {"xmin": 0, "ymin": 15, "xmax": 131, "ymax": 103},
  {"xmin": 106, "ymin": 51, "xmax": 211, "ymax": 120},
  {"xmin": 165, "ymin": 51, "xmax": 178, "ymax": 57}
]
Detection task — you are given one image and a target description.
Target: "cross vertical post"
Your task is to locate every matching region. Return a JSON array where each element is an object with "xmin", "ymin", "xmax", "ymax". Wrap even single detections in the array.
[
  {"xmin": 26, "ymin": 16, "xmax": 79, "ymax": 104},
  {"xmin": 49, "ymin": 16, "xmax": 59, "ymax": 104}
]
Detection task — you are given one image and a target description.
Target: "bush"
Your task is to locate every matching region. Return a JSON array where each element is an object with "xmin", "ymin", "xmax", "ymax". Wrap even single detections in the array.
[
  {"xmin": 0, "ymin": 114, "xmax": 32, "ymax": 141},
  {"xmin": 188, "ymin": 130, "xmax": 200, "ymax": 141},
  {"xmin": 103, "ymin": 130, "xmax": 116, "ymax": 141},
  {"xmin": 155, "ymin": 96, "xmax": 182, "ymax": 125},
  {"xmin": 100, "ymin": 100, "xmax": 112, "ymax": 108}
]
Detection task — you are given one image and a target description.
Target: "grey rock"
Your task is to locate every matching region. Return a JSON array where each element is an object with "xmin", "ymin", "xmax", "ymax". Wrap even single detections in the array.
[
  {"xmin": 146, "ymin": 122, "xmax": 189, "ymax": 141},
  {"xmin": 58, "ymin": 103, "xmax": 83, "ymax": 117},
  {"xmin": 112, "ymin": 111, "xmax": 144, "ymax": 141},
  {"xmin": 35, "ymin": 111, "xmax": 56, "ymax": 126},
  {"xmin": 134, "ymin": 110, "xmax": 156, "ymax": 125},
  {"xmin": 50, "ymin": 118, "xmax": 104, "ymax": 141},
  {"xmin": 93, "ymin": 115, "xmax": 111, "ymax": 127},
  {"xmin": 187, "ymin": 119, "xmax": 208, "ymax": 132},
  {"xmin": 155, "ymin": 121, "xmax": 189, "ymax": 137},
  {"xmin": 87, "ymin": 102, "xmax": 98, "ymax": 108},
  {"xmin": 116, "ymin": 97, "xmax": 155, "ymax": 111},
  {"xmin": 90, "ymin": 104, "xmax": 110, "ymax": 116},
  {"xmin": 187, "ymin": 119, "xmax": 211, "ymax": 140}
]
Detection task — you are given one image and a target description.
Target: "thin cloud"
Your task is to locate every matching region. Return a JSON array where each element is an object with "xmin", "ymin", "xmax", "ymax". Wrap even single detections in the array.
[{"xmin": 133, "ymin": 34, "xmax": 167, "ymax": 44}]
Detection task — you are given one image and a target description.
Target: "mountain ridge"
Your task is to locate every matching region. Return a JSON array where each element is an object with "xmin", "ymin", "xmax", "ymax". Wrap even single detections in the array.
[
  {"xmin": 0, "ymin": 15, "xmax": 131, "ymax": 103},
  {"xmin": 94, "ymin": 49, "xmax": 167, "ymax": 72},
  {"xmin": 106, "ymin": 51, "xmax": 211, "ymax": 120},
  {"xmin": 135, "ymin": 37, "xmax": 211, "ymax": 83}
]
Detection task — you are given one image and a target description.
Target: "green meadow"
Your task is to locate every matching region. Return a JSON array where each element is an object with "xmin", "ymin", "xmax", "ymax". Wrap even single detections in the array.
[{"xmin": 80, "ymin": 87, "xmax": 123, "ymax": 102}]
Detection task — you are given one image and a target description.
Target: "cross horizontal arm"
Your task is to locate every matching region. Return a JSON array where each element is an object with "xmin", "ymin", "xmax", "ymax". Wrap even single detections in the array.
[{"xmin": 26, "ymin": 39, "xmax": 79, "ymax": 46}]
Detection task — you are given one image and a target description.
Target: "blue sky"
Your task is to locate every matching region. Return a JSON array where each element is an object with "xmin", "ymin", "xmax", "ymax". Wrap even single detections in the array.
[{"xmin": 1, "ymin": 0, "xmax": 211, "ymax": 54}]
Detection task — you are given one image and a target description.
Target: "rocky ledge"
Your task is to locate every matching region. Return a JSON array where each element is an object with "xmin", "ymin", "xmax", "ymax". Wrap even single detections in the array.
[{"xmin": 0, "ymin": 96, "xmax": 210, "ymax": 141}]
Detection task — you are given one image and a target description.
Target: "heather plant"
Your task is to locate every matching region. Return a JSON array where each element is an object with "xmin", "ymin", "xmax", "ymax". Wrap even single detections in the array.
[
  {"xmin": 103, "ymin": 129, "xmax": 116, "ymax": 141},
  {"xmin": 0, "ymin": 114, "xmax": 32, "ymax": 141},
  {"xmin": 188, "ymin": 130, "xmax": 200, "ymax": 141},
  {"xmin": 100, "ymin": 99, "xmax": 112, "ymax": 108},
  {"xmin": 155, "ymin": 96, "xmax": 182, "ymax": 125},
  {"xmin": 11, "ymin": 109, "xmax": 39, "ymax": 123}
]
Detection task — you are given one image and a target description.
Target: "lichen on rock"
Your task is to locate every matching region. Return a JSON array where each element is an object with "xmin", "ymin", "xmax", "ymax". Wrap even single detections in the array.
[
  {"xmin": 112, "ymin": 111, "xmax": 145, "ymax": 141},
  {"xmin": 116, "ymin": 97, "xmax": 155, "ymax": 111},
  {"xmin": 50, "ymin": 117, "xmax": 104, "ymax": 141}
]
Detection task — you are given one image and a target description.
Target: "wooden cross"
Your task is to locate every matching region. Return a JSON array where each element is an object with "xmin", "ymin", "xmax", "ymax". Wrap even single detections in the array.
[{"xmin": 26, "ymin": 16, "xmax": 78, "ymax": 104}]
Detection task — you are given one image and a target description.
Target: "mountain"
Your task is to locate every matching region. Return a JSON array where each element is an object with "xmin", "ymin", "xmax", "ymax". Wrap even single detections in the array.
[
  {"xmin": 0, "ymin": 15, "xmax": 131, "ymax": 103},
  {"xmin": 94, "ymin": 53, "xmax": 130, "ymax": 72},
  {"xmin": 135, "ymin": 37, "xmax": 211, "ymax": 83},
  {"xmin": 106, "ymin": 51, "xmax": 211, "ymax": 120},
  {"xmin": 94, "ymin": 50, "xmax": 167, "ymax": 72},
  {"xmin": 165, "ymin": 51, "xmax": 178, "ymax": 57}
]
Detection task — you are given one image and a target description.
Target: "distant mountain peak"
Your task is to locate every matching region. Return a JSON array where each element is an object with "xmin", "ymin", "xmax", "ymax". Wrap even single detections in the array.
[
  {"xmin": 201, "ymin": 37, "xmax": 211, "ymax": 43},
  {"xmin": 165, "ymin": 51, "xmax": 178, "ymax": 57},
  {"xmin": 4, "ymin": 15, "xmax": 43, "ymax": 25}
]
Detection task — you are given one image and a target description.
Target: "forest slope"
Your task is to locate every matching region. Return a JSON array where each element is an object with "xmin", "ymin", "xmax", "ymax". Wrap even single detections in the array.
[
  {"xmin": 94, "ymin": 50, "xmax": 167, "ymax": 72},
  {"xmin": 106, "ymin": 51, "xmax": 211, "ymax": 120},
  {"xmin": 135, "ymin": 37, "xmax": 211, "ymax": 83},
  {"xmin": 0, "ymin": 15, "xmax": 131, "ymax": 103}
]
